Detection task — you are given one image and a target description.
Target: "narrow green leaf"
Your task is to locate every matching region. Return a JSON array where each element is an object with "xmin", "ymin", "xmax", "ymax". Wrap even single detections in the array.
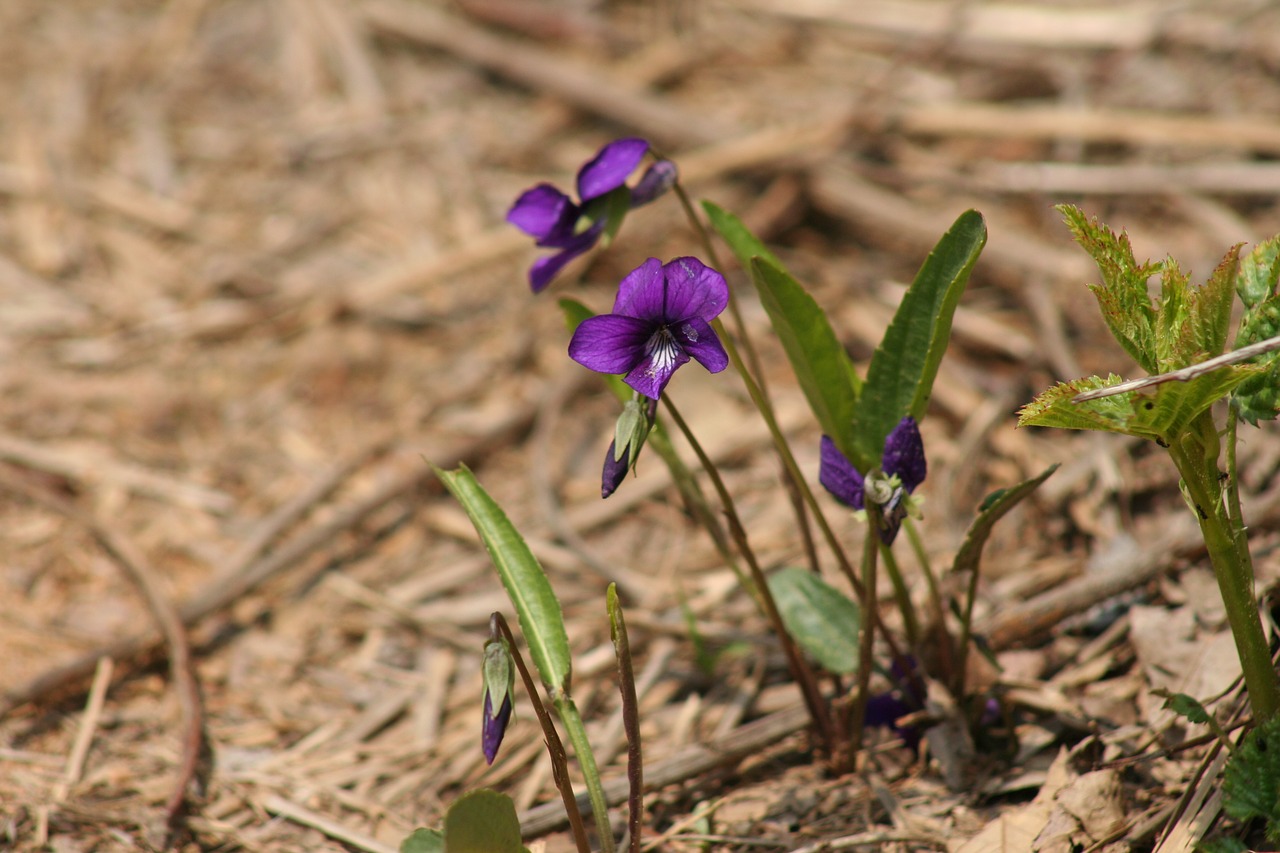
[
  {"xmin": 401, "ymin": 828, "xmax": 444, "ymax": 853},
  {"xmin": 701, "ymin": 200, "xmax": 784, "ymax": 271},
  {"xmin": 749, "ymin": 256, "xmax": 864, "ymax": 466},
  {"xmin": 953, "ymin": 465, "xmax": 1057, "ymax": 580},
  {"xmin": 857, "ymin": 209, "xmax": 986, "ymax": 465},
  {"xmin": 434, "ymin": 465, "xmax": 572, "ymax": 695},
  {"xmin": 444, "ymin": 789, "xmax": 529, "ymax": 853},
  {"xmin": 767, "ymin": 567, "xmax": 861, "ymax": 675}
]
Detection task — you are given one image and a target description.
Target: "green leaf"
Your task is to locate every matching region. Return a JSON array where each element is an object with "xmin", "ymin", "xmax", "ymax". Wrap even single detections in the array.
[
  {"xmin": 443, "ymin": 789, "xmax": 530, "ymax": 853},
  {"xmin": 1152, "ymin": 688, "xmax": 1214, "ymax": 725},
  {"xmin": 857, "ymin": 209, "xmax": 986, "ymax": 466},
  {"xmin": 1236, "ymin": 234, "xmax": 1280, "ymax": 308},
  {"xmin": 401, "ymin": 828, "xmax": 444, "ymax": 853},
  {"xmin": 767, "ymin": 567, "xmax": 861, "ymax": 674},
  {"xmin": 1018, "ymin": 370, "xmax": 1259, "ymax": 444},
  {"xmin": 953, "ymin": 465, "xmax": 1057, "ymax": 580},
  {"xmin": 1059, "ymin": 204, "xmax": 1163, "ymax": 373},
  {"xmin": 1223, "ymin": 713, "xmax": 1280, "ymax": 841},
  {"xmin": 749, "ymin": 256, "xmax": 864, "ymax": 466},
  {"xmin": 434, "ymin": 465, "xmax": 572, "ymax": 696},
  {"xmin": 702, "ymin": 200, "xmax": 784, "ymax": 271}
]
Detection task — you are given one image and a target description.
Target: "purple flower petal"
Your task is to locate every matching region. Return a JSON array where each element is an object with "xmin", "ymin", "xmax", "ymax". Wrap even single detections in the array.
[
  {"xmin": 611, "ymin": 258, "xmax": 667, "ymax": 319},
  {"xmin": 569, "ymin": 314, "xmax": 651, "ymax": 374},
  {"xmin": 676, "ymin": 317, "xmax": 728, "ymax": 374},
  {"xmin": 623, "ymin": 328, "xmax": 691, "ymax": 399},
  {"xmin": 577, "ymin": 138, "xmax": 649, "ymax": 202},
  {"xmin": 819, "ymin": 435, "xmax": 865, "ymax": 510},
  {"xmin": 507, "ymin": 185, "xmax": 576, "ymax": 243},
  {"xmin": 528, "ymin": 224, "xmax": 603, "ymax": 292},
  {"xmin": 614, "ymin": 256, "xmax": 728, "ymax": 324},
  {"xmin": 481, "ymin": 690, "xmax": 513, "ymax": 765},
  {"xmin": 882, "ymin": 417, "xmax": 927, "ymax": 493}
]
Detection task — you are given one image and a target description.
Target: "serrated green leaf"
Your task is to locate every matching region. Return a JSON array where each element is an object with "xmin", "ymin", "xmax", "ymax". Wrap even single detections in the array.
[
  {"xmin": 748, "ymin": 256, "xmax": 864, "ymax": 467},
  {"xmin": 1236, "ymin": 235, "xmax": 1280, "ymax": 308},
  {"xmin": 702, "ymin": 200, "xmax": 784, "ymax": 271},
  {"xmin": 1223, "ymin": 713, "xmax": 1280, "ymax": 840},
  {"xmin": 401, "ymin": 828, "xmax": 445, "ymax": 853},
  {"xmin": 767, "ymin": 567, "xmax": 861, "ymax": 674},
  {"xmin": 1059, "ymin": 204, "xmax": 1163, "ymax": 373},
  {"xmin": 1231, "ymin": 289, "xmax": 1280, "ymax": 425},
  {"xmin": 953, "ymin": 465, "xmax": 1057, "ymax": 580},
  {"xmin": 1185, "ymin": 243, "xmax": 1241, "ymax": 363},
  {"xmin": 443, "ymin": 789, "xmax": 529, "ymax": 853},
  {"xmin": 857, "ymin": 209, "xmax": 986, "ymax": 467},
  {"xmin": 434, "ymin": 466, "xmax": 572, "ymax": 696},
  {"xmin": 1019, "ymin": 369, "xmax": 1259, "ymax": 444}
]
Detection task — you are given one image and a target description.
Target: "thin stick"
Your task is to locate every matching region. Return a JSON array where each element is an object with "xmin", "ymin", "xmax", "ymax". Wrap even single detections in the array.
[
  {"xmin": 51, "ymin": 657, "xmax": 114, "ymax": 803},
  {"xmin": 1072, "ymin": 333, "xmax": 1280, "ymax": 402}
]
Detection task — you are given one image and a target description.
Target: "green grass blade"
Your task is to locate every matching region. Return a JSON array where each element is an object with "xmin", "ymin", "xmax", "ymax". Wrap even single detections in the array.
[{"xmin": 434, "ymin": 465, "xmax": 572, "ymax": 696}]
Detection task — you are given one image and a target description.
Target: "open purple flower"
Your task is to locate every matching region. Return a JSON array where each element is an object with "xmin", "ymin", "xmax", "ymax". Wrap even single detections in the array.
[
  {"xmin": 506, "ymin": 138, "xmax": 675, "ymax": 292},
  {"xmin": 568, "ymin": 257, "xmax": 729, "ymax": 399},
  {"xmin": 819, "ymin": 417, "xmax": 926, "ymax": 544}
]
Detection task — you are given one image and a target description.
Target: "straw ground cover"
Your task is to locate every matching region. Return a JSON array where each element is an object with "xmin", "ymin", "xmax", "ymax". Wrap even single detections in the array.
[{"xmin": 4, "ymin": 1, "xmax": 1280, "ymax": 850}]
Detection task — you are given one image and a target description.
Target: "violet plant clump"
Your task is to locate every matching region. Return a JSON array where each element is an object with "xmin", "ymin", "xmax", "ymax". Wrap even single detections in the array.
[{"xmin": 507, "ymin": 138, "xmax": 676, "ymax": 292}]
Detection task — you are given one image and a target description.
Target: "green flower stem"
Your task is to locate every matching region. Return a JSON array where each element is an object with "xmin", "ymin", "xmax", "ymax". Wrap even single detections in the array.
[
  {"xmin": 492, "ymin": 615, "xmax": 594, "ymax": 853},
  {"xmin": 660, "ymin": 396, "xmax": 836, "ymax": 753},
  {"xmin": 878, "ymin": 542, "xmax": 921, "ymax": 652},
  {"xmin": 553, "ymin": 694, "xmax": 616, "ymax": 853},
  {"xmin": 709, "ymin": 316, "xmax": 864, "ymax": 601},
  {"xmin": 849, "ymin": 500, "xmax": 883, "ymax": 758},
  {"xmin": 1169, "ymin": 416, "xmax": 1280, "ymax": 722}
]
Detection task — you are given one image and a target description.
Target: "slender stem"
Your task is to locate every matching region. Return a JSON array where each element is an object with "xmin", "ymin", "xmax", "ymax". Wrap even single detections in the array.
[
  {"xmin": 903, "ymin": 517, "xmax": 956, "ymax": 687},
  {"xmin": 849, "ymin": 502, "xmax": 883, "ymax": 758},
  {"xmin": 710, "ymin": 317, "xmax": 864, "ymax": 600},
  {"xmin": 555, "ymin": 695, "xmax": 616, "ymax": 853},
  {"xmin": 878, "ymin": 543, "xmax": 920, "ymax": 652},
  {"xmin": 661, "ymin": 395, "xmax": 836, "ymax": 753},
  {"xmin": 1168, "ymin": 418, "xmax": 1280, "ymax": 722},
  {"xmin": 492, "ymin": 615, "xmax": 593, "ymax": 853}
]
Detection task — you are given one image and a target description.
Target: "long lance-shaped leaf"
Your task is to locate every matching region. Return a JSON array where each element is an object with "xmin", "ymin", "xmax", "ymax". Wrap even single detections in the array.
[
  {"xmin": 748, "ymin": 256, "xmax": 864, "ymax": 466},
  {"xmin": 767, "ymin": 567, "xmax": 861, "ymax": 675},
  {"xmin": 434, "ymin": 465, "xmax": 572, "ymax": 696},
  {"xmin": 857, "ymin": 210, "xmax": 986, "ymax": 465}
]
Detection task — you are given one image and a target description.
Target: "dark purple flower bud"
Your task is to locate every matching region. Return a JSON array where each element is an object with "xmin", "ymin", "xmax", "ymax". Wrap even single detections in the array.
[
  {"xmin": 630, "ymin": 160, "xmax": 678, "ymax": 207},
  {"xmin": 601, "ymin": 438, "xmax": 629, "ymax": 499},
  {"xmin": 481, "ymin": 689, "xmax": 513, "ymax": 765},
  {"xmin": 818, "ymin": 417, "xmax": 926, "ymax": 544},
  {"xmin": 506, "ymin": 138, "xmax": 660, "ymax": 293},
  {"xmin": 569, "ymin": 257, "xmax": 729, "ymax": 399}
]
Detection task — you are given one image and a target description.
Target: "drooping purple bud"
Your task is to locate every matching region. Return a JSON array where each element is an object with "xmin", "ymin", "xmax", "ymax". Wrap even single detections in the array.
[
  {"xmin": 630, "ymin": 160, "xmax": 678, "ymax": 207},
  {"xmin": 481, "ymin": 689, "xmax": 513, "ymax": 765}
]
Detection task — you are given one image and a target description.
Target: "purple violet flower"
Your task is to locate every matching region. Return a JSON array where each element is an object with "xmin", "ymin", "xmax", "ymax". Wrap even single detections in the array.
[
  {"xmin": 481, "ymin": 688, "xmax": 513, "ymax": 765},
  {"xmin": 819, "ymin": 417, "xmax": 926, "ymax": 544},
  {"xmin": 506, "ymin": 138, "xmax": 674, "ymax": 292},
  {"xmin": 568, "ymin": 257, "xmax": 729, "ymax": 399}
]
